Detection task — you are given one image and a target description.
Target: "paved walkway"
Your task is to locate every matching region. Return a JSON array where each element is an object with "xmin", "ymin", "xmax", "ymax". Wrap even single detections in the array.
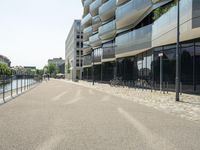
[
  {"xmin": 75, "ymin": 81, "xmax": 200, "ymax": 122},
  {"xmin": 0, "ymin": 80, "xmax": 200, "ymax": 150}
]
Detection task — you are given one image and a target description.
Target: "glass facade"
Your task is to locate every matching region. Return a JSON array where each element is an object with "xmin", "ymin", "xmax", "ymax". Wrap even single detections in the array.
[
  {"xmin": 81, "ymin": 0, "xmax": 200, "ymax": 95},
  {"xmin": 102, "ymin": 62, "xmax": 115, "ymax": 81},
  {"xmin": 195, "ymin": 42, "xmax": 200, "ymax": 92},
  {"xmin": 94, "ymin": 64, "xmax": 101, "ymax": 81},
  {"xmin": 83, "ymin": 67, "xmax": 92, "ymax": 80},
  {"xmin": 153, "ymin": 39, "xmax": 200, "ymax": 94}
]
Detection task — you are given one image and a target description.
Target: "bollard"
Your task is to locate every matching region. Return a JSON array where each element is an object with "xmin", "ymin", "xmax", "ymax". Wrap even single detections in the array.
[
  {"xmin": 180, "ymin": 82, "xmax": 182, "ymax": 95},
  {"xmin": 163, "ymin": 82, "xmax": 165, "ymax": 94}
]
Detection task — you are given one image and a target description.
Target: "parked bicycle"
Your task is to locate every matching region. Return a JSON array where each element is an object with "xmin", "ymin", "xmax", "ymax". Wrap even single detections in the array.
[{"xmin": 110, "ymin": 77, "xmax": 123, "ymax": 87}]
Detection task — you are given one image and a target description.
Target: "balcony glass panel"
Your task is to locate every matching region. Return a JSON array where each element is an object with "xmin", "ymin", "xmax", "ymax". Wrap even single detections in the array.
[
  {"xmin": 83, "ymin": 41, "xmax": 91, "ymax": 51},
  {"xmin": 83, "ymin": 6, "xmax": 89, "ymax": 17},
  {"xmin": 99, "ymin": 20, "xmax": 116, "ymax": 40},
  {"xmin": 116, "ymin": 24, "xmax": 152, "ymax": 55},
  {"xmin": 116, "ymin": 0, "xmax": 152, "ymax": 29},
  {"xmin": 89, "ymin": 33, "xmax": 102, "ymax": 47},
  {"xmin": 83, "ymin": 54, "xmax": 92, "ymax": 66},
  {"xmin": 102, "ymin": 41, "xmax": 115, "ymax": 59},
  {"xmin": 84, "ymin": 0, "xmax": 94, "ymax": 7},
  {"xmin": 116, "ymin": 0, "xmax": 130, "ymax": 6},
  {"xmin": 152, "ymin": 0, "xmax": 191, "ymax": 45},
  {"xmin": 83, "ymin": 26, "xmax": 93, "ymax": 41},
  {"xmin": 99, "ymin": 0, "xmax": 116, "ymax": 22},
  {"xmin": 90, "ymin": 0, "xmax": 102, "ymax": 16},
  {"xmin": 92, "ymin": 15, "xmax": 102, "ymax": 32},
  {"xmin": 94, "ymin": 48, "xmax": 103, "ymax": 62},
  {"xmin": 81, "ymin": 13, "xmax": 92, "ymax": 28}
]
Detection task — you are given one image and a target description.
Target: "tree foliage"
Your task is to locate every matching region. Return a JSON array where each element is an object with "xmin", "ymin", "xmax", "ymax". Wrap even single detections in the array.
[
  {"xmin": 153, "ymin": 0, "xmax": 177, "ymax": 21},
  {"xmin": 0, "ymin": 64, "xmax": 12, "ymax": 76}
]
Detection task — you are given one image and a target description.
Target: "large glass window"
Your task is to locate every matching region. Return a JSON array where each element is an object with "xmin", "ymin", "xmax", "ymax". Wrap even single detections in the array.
[
  {"xmin": 137, "ymin": 54, "xmax": 143, "ymax": 79},
  {"xmin": 181, "ymin": 43, "xmax": 194, "ymax": 93},
  {"xmin": 146, "ymin": 50, "xmax": 153, "ymax": 83},
  {"xmin": 163, "ymin": 45, "xmax": 176, "ymax": 90},
  {"xmin": 102, "ymin": 62, "xmax": 114, "ymax": 81},
  {"xmin": 153, "ymin": 50, "xmax": 160, "ymax": 89},
  {"xmin": 117, "ymin": 59, "xmax": 123, "ymax": 78},
  {"xmin": 143, "ymin": 52, "xmax": 147, "ymax": 79},
  {"xmin": 94, "ymin": 64, "xmax": 101, "ymax": 81},
  {"xmin": 195, "ymin": 42, "xmax": 200, "ymax": 93},
  {"xmin": 124, "ymin": 57, "xmax": 134, "ymax": 81}
]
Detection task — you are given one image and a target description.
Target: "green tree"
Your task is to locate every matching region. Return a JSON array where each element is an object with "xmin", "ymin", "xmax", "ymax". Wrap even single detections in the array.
[
  {"xmin": 36, "ymin": 69, "xmax": 44, "ymax": 76},
  {"xmin": 153, "ymin": 0, "xmax": 177, "ymax": 21},
  {"xmin": 47, "ymin": 63, "xmax": 59, "ymax": 77},
  {"xmin": 0, "ymin": 64, "xmax": 12, "ymax": 76}
]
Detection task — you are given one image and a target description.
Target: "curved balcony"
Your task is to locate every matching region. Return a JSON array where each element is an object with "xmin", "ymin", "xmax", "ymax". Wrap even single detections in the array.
[
  {"xmin": 83, "ymin": 26, "xmax": 93, "ymax": 42},
  {"xmin": 81, "ymin": 13, "xmax": 92, "ymax": 28},
  {"xmin": 99, "ymin": 20, "xmax": 116, "ymax": 40},
  {"xmin": 84, "ymin": 0, "xmax": 94, "ymax": 7},
  {"xmin": 102, "ymin": 42, "xmax": 115, "ymax": 60},
  {"xmin": 83, "ymin": 41, "xmax": 92, "ymax": 53},
  {"xmin": 83, "ymin": 6, "xmax": 89, "ymax": 17},
  {"xmin": 99, "ymin": 0, "xmax": 116, "ymax": 22},
  {"xmin": 116, "ymin": 0, "xmax": 152, "ymax": 30},
  {"xmin": 116, "ymin": 24, "xmax": 152, "ymax": 56},
  {"xmin": 83, "ymin": 46, "xmax": 92, "ymax": 54},
  {"xmin": 92, "ymin": 15, "xmax": 102, "ymax": 32},
  {"xmin": 89, "ymin": 33, "xmax": 102, "ymax": 47},
  {"xmin": 83, "ymin": 0, "xmax": 94, "ymax": 16},
  {"xmin": 94, "ymin": 48, "xmax": 102, "ymax": 63},
  {"xmin": 151, "ymin": 0, "xmax": 192, "ymax": 47},
  {"xmin": 116, "ymin": 0, "xmax": 130, "ymax": 6},
  {"xmin": 90, "ymin": 0, "xmax": 102, "ymax": 16},
  {"xmin": 83, "ymin": 54, "xmax": 92, "ymax": 66}
]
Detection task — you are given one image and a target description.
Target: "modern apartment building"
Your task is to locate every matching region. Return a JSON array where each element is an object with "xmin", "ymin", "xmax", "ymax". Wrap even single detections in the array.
[
  {"xmin": 65, "ymin": 20, "xmax": 83, "ymax": 81},
  {"xmin": 0, "ymin": 55, "xmax": 11, "ymax": 67},
  {"xmin": 81, "ymin": 0, "xmax": 200, "ymax": 94}
]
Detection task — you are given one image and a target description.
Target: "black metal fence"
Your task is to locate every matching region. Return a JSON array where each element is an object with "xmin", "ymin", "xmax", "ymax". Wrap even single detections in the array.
[
  {"xmin": 109, "ymin": 77, "xmax": 182, "ymax": 94},
  {"xmin": 0, "ymin": 75, "xmax": 42, "ymax": 103}
]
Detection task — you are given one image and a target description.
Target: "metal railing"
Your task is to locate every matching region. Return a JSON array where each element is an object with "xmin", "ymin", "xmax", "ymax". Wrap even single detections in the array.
[
  {"xmin": 0, "ymin": 75, "xmax": 42, "ymax": 103},
  {"xmin": 109, "ymin": 77, "xmax": 183, "ymax": 95}
]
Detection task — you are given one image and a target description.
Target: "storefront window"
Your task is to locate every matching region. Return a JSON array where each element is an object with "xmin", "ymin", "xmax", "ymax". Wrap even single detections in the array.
[
  {"xmin": 146, "ymin": 50, "xmax": 153, "ymax": 82},
  {"xmin": 195, "ymin": 42, "xmax": 200, "ymax": 93},
  {"xmin": 181, "ymin": 43, "xmax": 194, "ymax": 93},
  {"xmin": 163, "ymin": 45, "xmax": 176, "ymax": 91},
  {"xmin": 137, "ymin": 54, "xmax": 143, "ymax": 79}
]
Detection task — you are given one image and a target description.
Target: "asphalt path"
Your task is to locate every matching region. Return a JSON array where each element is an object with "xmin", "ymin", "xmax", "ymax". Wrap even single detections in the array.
[{"xmin": 0, "ymin": 79, "xmax": 200, "ymax": 150}]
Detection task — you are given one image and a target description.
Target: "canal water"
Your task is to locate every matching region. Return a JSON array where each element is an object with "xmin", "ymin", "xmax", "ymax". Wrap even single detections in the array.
[{"xmin": 0, "ymin": 79, "xmax": 35, "ymax": 94}]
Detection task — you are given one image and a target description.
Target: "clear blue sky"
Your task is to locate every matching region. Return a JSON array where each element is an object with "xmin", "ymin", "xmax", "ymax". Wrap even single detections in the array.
[{"xmin": 0, "ymin": 0, "xmax": 83, "ymax": 69}]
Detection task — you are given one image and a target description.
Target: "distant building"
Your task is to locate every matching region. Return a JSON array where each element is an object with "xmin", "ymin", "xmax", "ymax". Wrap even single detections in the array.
[
  {"xmin": 48, "ymin": 57, "xmax": 65, "ymax": 74},
  {"xmin": 24, "ymin": 66, "xmax": 37, "ymax": 75},
  {"xmin": 0, "ymin": 55, "xmax": 11, "ymax": 67},
  {"xmin": 65, "ymin": 20, "xmax": 83, "ymax": 81}
]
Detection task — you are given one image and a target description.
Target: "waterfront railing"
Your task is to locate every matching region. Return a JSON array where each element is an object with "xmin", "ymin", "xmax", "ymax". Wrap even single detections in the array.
[{"xmin": 0, "ymin": 75, "xmax": 42, "ymax": 103}]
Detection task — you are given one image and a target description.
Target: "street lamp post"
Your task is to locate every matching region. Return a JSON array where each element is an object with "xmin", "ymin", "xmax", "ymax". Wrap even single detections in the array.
[
  {"xmin": 159, "ymin": 52, "xmax": 163, "ymax": 92},
  {"xmin": 176, "ymin": 0, "xmax": 180, "ymax": 101},
  {"xmin": 92, "ymin": 49, "xmax": 95, "ymax": 85}
]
